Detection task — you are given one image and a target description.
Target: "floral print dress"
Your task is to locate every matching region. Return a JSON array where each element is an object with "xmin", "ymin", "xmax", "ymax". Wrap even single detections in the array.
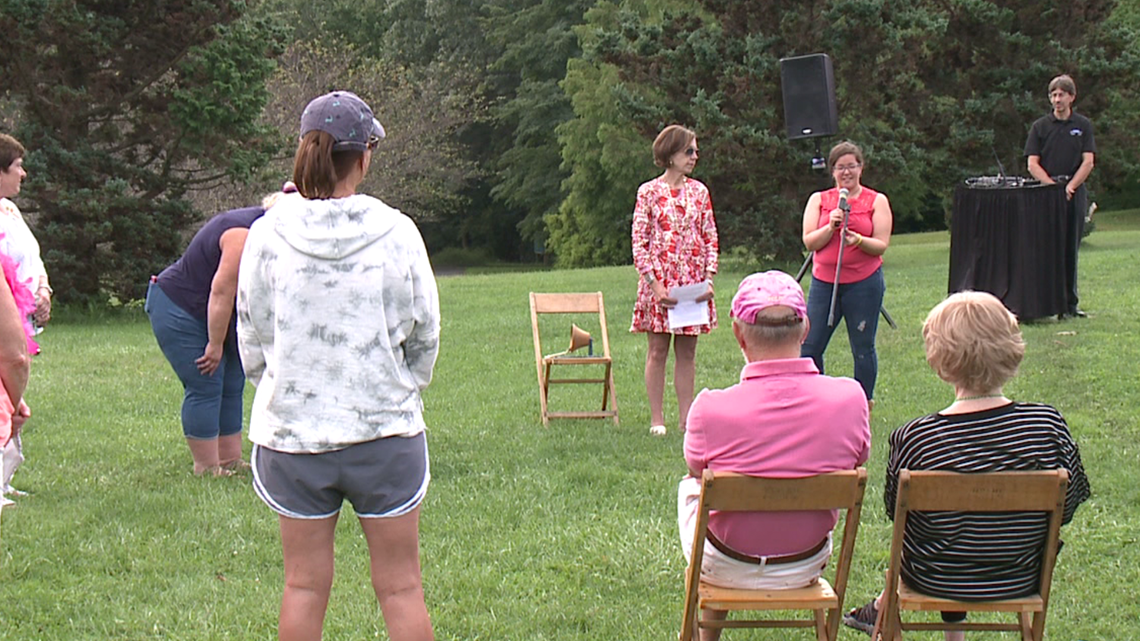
[{"xmin": 630, "ymin": 176, "xmax": 719, "ymax": 335}]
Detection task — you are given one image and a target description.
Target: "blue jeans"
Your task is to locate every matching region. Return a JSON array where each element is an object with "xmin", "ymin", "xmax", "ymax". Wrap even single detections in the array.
[
  {"xmin": 145, "ymin": 282, "xmax": 244, "ymax": 439},
  {"xmin": 801, "ymin": 268, "xmax": 884, "ymax": 400}
]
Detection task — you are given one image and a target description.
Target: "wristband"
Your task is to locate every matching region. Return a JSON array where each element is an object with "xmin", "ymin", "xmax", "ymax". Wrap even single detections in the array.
[
  {"xmin": 854, "ymin": 234, "xmax": 864, "ymax": 247},
  {"xmin": 38, "ymin": 284, "xmax": 53, "ymax": 295}
]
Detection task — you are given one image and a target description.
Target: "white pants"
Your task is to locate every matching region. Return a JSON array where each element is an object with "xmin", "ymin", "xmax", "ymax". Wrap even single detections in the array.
[
  {"xmin": 2, "ymin": 434, "xmax": 22, "ymax": 492},
  {"xmin": 678, "ymin": 476, "xmax": 831, "ymax": 590}
]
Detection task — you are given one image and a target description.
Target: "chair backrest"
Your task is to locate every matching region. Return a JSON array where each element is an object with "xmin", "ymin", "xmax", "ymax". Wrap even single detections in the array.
[
  {"xmin": 682, "ymin": 468, "xmax": 868, "ymax": 640},
  {"xmin": 700, "ymin": 468, "xmax": 868, "ymax": 512},
  {"xmin": 888, "ymin": 469, "xmax": 1069, "ymax": 607},
  {"xmin": 529, "ymin": 292, "xmax": 610, "ymax": 358}
]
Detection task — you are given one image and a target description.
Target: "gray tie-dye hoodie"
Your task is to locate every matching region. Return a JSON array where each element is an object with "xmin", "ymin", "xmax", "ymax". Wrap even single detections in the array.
[{"xmin": 236, "ymin": 192, "xmax": 440, "ymax": 453}]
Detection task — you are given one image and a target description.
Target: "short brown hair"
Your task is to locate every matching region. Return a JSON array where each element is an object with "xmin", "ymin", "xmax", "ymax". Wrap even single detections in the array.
[
  {"xmin": 923, "ymin": 291, "xmax": 1025, "ymax": 393},
  {"xmin": 652, "ymin": 125, "xmax": 695, "ymax": 168},
  {"xmin": 292, "ymin": 131, "xmax": 364, "ymax": 199},
  {"xmin": 0, "ymin": 134, "xmax": 25, "ymax": 173},
  {"xmin": 828, "ymin": 141, "xmax": 864, "ymax": 171},
  {"xmin": 1048, "ymin": 74, "xmax": 1076, "ymax": 96}
]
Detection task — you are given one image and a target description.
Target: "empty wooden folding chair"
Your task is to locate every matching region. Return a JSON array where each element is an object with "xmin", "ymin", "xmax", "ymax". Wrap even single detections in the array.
[
  {"xmin": 680, "ymin": 467, "xmax": 867, "ymax": 641},
  {"xmin": 529, "ymin": 292, "xmax": 618, "ymax": 426},
  {"xmin": 873, "ymin": 469, "xmax": 1070, "ymax": 641}
]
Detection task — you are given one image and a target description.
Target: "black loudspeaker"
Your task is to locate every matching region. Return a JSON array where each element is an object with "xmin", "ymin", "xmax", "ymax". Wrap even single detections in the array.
[{"xmin": 780, "ymin": 53, "xmax": 838, "ymax": 140}]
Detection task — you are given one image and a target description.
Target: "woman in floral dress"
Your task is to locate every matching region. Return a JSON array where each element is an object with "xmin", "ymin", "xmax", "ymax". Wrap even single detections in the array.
[{"xmin": 631, "ymin": 125, "xmax": 718, "ymax": 436}]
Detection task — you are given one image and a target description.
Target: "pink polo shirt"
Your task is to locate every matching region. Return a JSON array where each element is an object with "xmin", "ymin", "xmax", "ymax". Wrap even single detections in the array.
[{"xmin": 684, "ymin": 358, "xmax": 870, "ymax": 556}]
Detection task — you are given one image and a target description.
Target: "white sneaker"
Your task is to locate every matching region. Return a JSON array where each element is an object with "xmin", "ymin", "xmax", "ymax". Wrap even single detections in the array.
[
  {"xmin": 1, "ymin": 496, "xmax": 14, "ymax": 507},
  {"xmin": 649, "ymin": 425, "xmax": 667, "ymax": 436}
]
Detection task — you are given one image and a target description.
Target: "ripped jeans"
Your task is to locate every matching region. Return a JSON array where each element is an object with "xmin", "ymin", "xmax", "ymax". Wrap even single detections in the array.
[{"xmin": 801, "ymin": 267, "xmax": 884, "ymax": 400}]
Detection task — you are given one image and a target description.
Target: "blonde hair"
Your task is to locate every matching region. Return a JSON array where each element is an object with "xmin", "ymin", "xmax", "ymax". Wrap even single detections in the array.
[
  {"xmin": 923, "ymin": 291, "xmax": 1025, "ymax": 392},
  {"xmin": 652, "ymin": 125, "xmax": 696, "ymax": 168}
]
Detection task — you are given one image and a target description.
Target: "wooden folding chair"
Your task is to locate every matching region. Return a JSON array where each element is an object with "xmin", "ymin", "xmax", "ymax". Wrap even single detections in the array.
[
  {"xmin": 529, "ymin": 292, "xmax": 618, "ymax": 426},
  {"xmin": 680, "ymin": 468, "xmax": 868, "ymax": 641},
  {"xmin": 873, "ymin": 469, "xmax": 1070, "ymax": 641}
]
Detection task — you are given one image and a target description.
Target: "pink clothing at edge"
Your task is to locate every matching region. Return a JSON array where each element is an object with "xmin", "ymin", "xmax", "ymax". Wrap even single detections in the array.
[
  {"xmin": 684, "ymin": 357, "xmax": 870, "ymax": 557},
  {"xmin": 811, "ymin": 186, "xmax": 883, "ymax": 284}
]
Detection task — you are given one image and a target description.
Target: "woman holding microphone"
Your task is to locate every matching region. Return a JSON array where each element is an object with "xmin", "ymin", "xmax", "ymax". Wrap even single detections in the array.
[{"xmin": 801, "ymin": 141, "xmax": 892, "ymax": 402}]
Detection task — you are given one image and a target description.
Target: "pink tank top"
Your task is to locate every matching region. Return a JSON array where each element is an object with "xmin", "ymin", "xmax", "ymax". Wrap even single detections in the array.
[{"xmin": 811, "ymin": 186, "xmax": 883, "ymax": 284}]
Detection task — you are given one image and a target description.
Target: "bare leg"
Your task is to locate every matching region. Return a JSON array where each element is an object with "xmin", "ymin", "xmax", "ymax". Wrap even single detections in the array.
[
  {"xmin": 217, "ymin": 433, "xmax": 246, "ymax": 469},
  {"xmin": 699, "ymin": 608, "xmax": 725, "ymax": 641},
  {"xmin": 645, "ymin": 333, "xmax": 672, "ymax": 429},
  {"xmin": 279, "ymin": 514, "xmax": 338, "ymax": 641},
  {"xmin": 673, "ymin": 335, "xmax": 699, "ymax": 431},
  {"xmin": 359, "ymin": 508, "xmax": 434, "ymax": 641},
  {"xmin": 186, "ymin": 437, "xmax": 221, "ymax": 475},
  {"xmin": 944, "ymin": 631, "xmax": 965, "ymax": 641}
]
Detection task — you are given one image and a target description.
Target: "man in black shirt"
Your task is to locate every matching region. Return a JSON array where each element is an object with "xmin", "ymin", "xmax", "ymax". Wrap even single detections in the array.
[{"xmin": 1025, "ymin": 74, "xmax": 1096, "ymax": 318}]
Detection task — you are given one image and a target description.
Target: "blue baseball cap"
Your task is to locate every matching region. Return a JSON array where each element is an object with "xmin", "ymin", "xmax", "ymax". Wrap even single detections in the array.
[{"xmin": 299, "ymin": 90, "xmax": 386, "ymax": 152}]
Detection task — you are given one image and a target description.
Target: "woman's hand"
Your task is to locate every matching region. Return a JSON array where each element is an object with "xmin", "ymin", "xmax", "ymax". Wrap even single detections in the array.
[
  {"xmin": 12, "ymin": 400, "xmax": 30, "ymax": 436},
  {"xmin": 34, "ymin": 288, "xmax": 51, "ymax": 325},
  {"xmin": 651, "ymin": 280, "xmax": 678, "ymax": 308},
  {"xmin": 196, "ymin": 342, "xmax": 223, "ymax": 376},
  {"xmin": 695, "ymin": 280, "xmax": 714, "ymax": 303},
  {"xmin": 843, "ymin": 230, "xmax": 865, "ymax": 248},
  {"xmin": 828, "ymin": 207, "xmax": 846, "ymax": 230}
]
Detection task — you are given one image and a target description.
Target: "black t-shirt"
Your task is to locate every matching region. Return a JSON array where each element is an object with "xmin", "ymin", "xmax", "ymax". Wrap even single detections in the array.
[{"xmin": 1024, "ymin": 111, "xmax": 1096, "ymax": 177}]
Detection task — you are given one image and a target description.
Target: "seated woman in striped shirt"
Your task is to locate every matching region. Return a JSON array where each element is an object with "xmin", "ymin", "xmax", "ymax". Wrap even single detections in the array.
[{"xmin": 843, "ymin": 291, "xmax": 1091, "ymax": 640}]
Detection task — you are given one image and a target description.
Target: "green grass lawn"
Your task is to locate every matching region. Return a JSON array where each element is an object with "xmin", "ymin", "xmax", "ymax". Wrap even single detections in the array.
[{"xmin": 2, "ymin": 211, "xmax": 1138, "ymax": 639}]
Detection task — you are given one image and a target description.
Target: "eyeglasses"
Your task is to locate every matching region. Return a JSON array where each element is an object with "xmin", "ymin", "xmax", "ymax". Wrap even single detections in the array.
[
  {"xmin": 834, "ymin": 163, "xmax": 861, "ymax": 172},
  {"xmin": 685, "ymin": 147, "xmax": 699, "ymax": 157},
  {"xmin": 367, "ymin": 135, "xmax": 382, "ymax": 151}
]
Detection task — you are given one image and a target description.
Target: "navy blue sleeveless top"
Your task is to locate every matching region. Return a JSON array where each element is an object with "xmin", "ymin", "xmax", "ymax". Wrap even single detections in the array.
[{"xmin": 156, "ymin": 206, "xmax": 265, "ymax": 321}]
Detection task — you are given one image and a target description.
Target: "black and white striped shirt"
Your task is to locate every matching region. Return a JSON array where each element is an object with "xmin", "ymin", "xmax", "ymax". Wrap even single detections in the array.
[{"xmin": 885, "ymin": 402, "xmax": 1091, "ymax": 601}]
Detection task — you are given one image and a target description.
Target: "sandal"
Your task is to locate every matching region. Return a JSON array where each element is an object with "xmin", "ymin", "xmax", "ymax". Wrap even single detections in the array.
[
  {"xmin": 842, "ymin": 599, "xmax": 879, "ymax": 635},
  {"xmin": 222, "ymin": 459, "xmax": 252, "ymax": 473},
  {"xmin": 649, "ymin": 425, "xmax": 667, "ymax": 436},
  {"xmin": 195, "ymin": 465, "xmax": 236, "ymax": 478}
]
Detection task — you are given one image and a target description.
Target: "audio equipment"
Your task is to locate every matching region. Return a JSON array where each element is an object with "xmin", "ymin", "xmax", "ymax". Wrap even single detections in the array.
[{"xmin": 780, "ymin": 53, "xmax": 839, "ymax": 140}]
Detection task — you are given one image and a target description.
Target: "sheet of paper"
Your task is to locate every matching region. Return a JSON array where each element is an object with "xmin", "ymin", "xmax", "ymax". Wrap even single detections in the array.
[{"xmin": 667, "ymin": 281, "xmax": 711, "ymax": 330}]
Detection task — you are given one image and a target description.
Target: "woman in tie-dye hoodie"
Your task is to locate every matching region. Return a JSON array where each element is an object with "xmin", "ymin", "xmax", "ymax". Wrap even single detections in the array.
[{"xmin": 237, "ymin": 91, "xmax": 440, "ymax": 641}]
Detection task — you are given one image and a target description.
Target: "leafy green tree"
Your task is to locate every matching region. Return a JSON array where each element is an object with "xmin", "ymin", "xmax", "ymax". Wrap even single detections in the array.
[
  {"xmin": 555, "ymin": 0, "xmax": 1140, "ymax": 266},
  {"xmin": 1, "ymin": 0, "xmax": 285, "ymax": 303},
  {"xmin": 262, "ymin": 0, "xmax": 595, "ymax": 260}
]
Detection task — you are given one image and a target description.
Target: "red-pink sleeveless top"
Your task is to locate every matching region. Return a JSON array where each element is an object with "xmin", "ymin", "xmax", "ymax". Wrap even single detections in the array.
[{"xmin": 811, "ymin": 186, "xmax": 882, "ymax": 284}]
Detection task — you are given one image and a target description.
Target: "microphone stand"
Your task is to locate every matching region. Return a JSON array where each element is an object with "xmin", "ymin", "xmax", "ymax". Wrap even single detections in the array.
[{"xmin": 827, "ymin": 199, "xmax": 850, "ymax": 327}]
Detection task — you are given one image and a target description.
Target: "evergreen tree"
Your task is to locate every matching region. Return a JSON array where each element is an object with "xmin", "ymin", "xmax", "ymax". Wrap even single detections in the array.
[
  {"xmin": 553, "ymin": 0, "xmax": 1140, "ymax": 266},
  {"xmin": 1, "ymin": 0, "xmax": 285, "ymax": 302}
]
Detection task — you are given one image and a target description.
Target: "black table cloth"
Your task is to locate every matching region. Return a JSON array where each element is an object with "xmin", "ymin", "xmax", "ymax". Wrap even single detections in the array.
[{"xmin": 949, "ymin": 183, "xmax": 1068, "ymax": 320}]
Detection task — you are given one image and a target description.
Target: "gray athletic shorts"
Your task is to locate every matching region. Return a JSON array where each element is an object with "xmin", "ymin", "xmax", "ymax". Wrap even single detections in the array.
[{"xmin": 251, "ymin": 432, "xmax": 429, "ymax": 519}]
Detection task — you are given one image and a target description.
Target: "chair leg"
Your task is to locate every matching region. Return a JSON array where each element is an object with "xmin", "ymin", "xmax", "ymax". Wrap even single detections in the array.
[
  {"xmin": 540, "ymin": 362, "xmax": 551, "ymax": 426},
  {"xmin": 826, "ymin": 607, "xmax": 841, "ymax": 641},
  {"xmin": 608, "ymin": 373, "xmax": 619, "ymax": 425},
  {"xmin": 1031, "ymin": 610, "xmax": 1046, "ymax": 641},
  {"xmin": 872, "ymin": 601, "xmax": 901, "ymax": 641},
  {"xmin": 1018, "ymin": 611, "xmax": 1038, "ymax": 641},
  {"xmin": 813, "ymin": 608, "xmax": 828, "ymax": 641}
]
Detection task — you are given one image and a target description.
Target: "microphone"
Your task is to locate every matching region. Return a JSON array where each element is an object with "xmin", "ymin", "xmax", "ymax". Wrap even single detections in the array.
[{"xmin": 833, "ymin": 188, "xmax": 850, "ymax": 229}]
